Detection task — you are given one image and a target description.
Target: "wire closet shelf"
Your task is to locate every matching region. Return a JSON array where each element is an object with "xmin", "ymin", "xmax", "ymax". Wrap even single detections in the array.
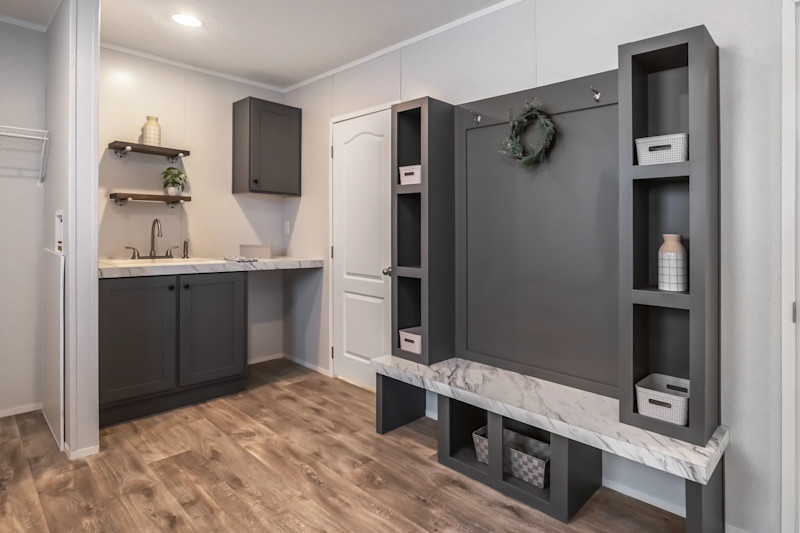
[{"xmin": 0, "ymin": 125, "xmax": 50, "ymax": 187}]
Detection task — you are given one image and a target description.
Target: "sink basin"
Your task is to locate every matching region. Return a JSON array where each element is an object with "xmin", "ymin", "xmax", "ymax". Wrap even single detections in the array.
[{"xmin": 100, "ymin": 258, "xmax": 223, "ymax": 268}]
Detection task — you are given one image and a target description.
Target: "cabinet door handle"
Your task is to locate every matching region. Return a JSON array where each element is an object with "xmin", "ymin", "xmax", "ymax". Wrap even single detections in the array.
[
  {"xmin": 167, "ymin": 284, "xmax": 175, "ymax": 291},
  {"xmin": 183, "ymin": 283, "xmax": 190, "ymax": 289}
]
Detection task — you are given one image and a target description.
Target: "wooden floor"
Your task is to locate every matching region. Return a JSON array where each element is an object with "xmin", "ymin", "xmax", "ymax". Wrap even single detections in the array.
[{"xmin": 0, "ymin": 359, "xmax": 684, "ymax": 532}]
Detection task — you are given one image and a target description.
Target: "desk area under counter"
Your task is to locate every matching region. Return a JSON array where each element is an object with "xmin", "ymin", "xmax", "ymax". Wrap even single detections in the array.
[{"xmin": 97, "ymin": 257, "xmax": 322, "ymax": 426}]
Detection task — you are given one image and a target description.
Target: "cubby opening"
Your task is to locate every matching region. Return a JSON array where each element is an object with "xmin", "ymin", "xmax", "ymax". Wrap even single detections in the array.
[
  {"xmin": 501, "ymin": 418, "xmax": 551, "ymax": 500},
  {"xmin": 446, "ymin": 399, "xmax": 488, "ymax": 476},
  {"xmin": 397, "ymin": 193, "xmax": 422, "ymax": 268},
  {"xmin": 397, "ymin": 276, "xmax": 421, "ymax": 333},
  {"xmin": 631, "ymin": 43, "xmax": 689, "ymax": 165},
  {"xmin": 397, "ymin": 107, "xmax": 422, "ymax": 168},
  {"xmin": 632, "ymin": 177, "xmax": 689, "ymax": 292},
  {"xmin": 632, "ymin": 304, "xmax": 690, "ymax": 390}
]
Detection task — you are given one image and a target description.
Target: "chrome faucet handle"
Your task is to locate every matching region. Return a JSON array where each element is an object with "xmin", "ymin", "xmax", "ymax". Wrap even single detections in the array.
[
  {"xmin": 165, "ymin": 246, "xmax": 180, "ymax": 258},
  {"xmin": 124, "ymin": 246, "xmax": 140, "ymax": 259}
]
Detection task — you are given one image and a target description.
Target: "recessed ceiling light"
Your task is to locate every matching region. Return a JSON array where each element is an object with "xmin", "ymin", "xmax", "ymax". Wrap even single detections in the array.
[{"xmin": 172, "ymin": 14, "xmax": 202, "ymax": 27}]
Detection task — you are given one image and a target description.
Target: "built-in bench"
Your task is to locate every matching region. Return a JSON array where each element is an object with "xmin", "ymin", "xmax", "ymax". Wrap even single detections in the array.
[{"xmin": 373, "ymin": 355, "xmax": 728, "ymax": 532}]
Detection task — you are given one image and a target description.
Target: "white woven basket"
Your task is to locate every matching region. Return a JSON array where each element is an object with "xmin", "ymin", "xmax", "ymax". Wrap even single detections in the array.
[
  {"xmin": 636, "ymin": 373, "xmax": 690, "ymax": 426},
  {"xmin": 635, "ymin": 133, "xmax": 688, "ymax": 165}
]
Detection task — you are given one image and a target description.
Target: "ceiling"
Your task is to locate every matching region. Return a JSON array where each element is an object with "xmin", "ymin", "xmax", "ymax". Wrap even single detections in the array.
[
  {"xmin": 0, "ymin": 0, "xmax": 61, "ymax": 28},
  {"xmin": 98, "ymin": 0, "xmax": 508, "ymax": 89}
]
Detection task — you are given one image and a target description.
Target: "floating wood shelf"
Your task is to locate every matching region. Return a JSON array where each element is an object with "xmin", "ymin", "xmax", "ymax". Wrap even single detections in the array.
[
  {"xmin": 109, "ymin": 192, "xmax": 191, "ymax": 207},
  {"xmin": 108, "ymin": 141, "xmax": 190, "ymax": 162}
]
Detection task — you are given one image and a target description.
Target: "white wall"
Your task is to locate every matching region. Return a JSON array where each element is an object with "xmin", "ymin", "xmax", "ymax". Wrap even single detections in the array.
[
  {"xmin": 99, "ymin": 48, "xmax": 287, "ymax": 362},
  {"xmin": 283, "ymin": 1, "xmax": 783, "ymax": 530},
  {"xmin": 0, "ymin": 21, "xmax": 47, "ymax": 417}
]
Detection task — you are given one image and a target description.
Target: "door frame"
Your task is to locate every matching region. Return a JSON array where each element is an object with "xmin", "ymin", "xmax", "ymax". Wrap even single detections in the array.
[
  {"xmin": 782, "ymin": 1, "xmax": 798, "ymax": 532},
  {"xmin": 328, "ymin": 101, "xmax": 400, "ymax": 382}
]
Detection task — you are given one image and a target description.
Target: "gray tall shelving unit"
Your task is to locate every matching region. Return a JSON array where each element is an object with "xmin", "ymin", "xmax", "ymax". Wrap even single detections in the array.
[
  {"xmin": 391, "ymin": 97, "xmax": 455, "ymax": 365},
  {"xmin": 618, "ymin": 26, "xmax": 720, "ymax": 446}
]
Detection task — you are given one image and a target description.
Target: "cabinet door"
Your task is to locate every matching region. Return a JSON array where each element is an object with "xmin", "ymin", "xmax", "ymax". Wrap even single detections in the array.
[
  {"xmin": 99, "ymin": 276, "xmax": 177, "ymax": 404},
  {"xmin": 178, "ymin": 272, "xmax": 246, "ymax": 386},
  {"xmin": 250, "ymin": 99, "xmax": 301, "ymax": 195}
]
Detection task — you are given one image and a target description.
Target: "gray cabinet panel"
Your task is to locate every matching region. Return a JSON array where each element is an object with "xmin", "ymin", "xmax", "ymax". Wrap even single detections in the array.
[
  {"xmin": 233, "ymin": 97, "xmax": 301, "ymax": 196},
  {"xmin": 99, "ymin": 276, "xmax": 177, "ymax": 404},
  {"xmin": 178, "ymin": 272, "xmax": 247, "ymax": 386}
]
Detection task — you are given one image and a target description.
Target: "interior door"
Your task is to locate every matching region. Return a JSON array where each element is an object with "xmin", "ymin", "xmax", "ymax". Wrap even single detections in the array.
[{"xmin": 332, "ymin": 109, "xmax": 391, "ymax": 389}]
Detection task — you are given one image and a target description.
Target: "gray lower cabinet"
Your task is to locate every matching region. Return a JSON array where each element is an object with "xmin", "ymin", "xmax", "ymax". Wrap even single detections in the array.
[
  {"xmin": 99, "ymin": 276, "xmax": 177, "ymax": 404},
  {"xmin": 99, "ymin": 272, "xmax": 247, "ymax": 426},
  {"xmin": 179, "ymin": 272, "xmax": 246, "ymax": 386}
]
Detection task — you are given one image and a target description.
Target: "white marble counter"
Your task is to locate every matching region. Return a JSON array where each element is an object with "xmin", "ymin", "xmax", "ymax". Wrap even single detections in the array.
[
  {"xmin": 98, "ymin": 257, "xmax": 323, "ymax": 278},
  {"xmin": 372, "ymin": 355, "xmax": 728, "ymax": 485}
]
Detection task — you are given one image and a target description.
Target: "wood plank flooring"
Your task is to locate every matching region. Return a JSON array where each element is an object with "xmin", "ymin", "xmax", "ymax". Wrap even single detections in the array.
[{"xmin": 0, "ymin": 359, "xmax": 685, "ymax": 532}]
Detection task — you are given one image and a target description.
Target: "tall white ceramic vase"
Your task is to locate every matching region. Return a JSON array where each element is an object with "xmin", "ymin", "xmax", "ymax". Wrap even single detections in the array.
[
  {"xmin": 142, "ymin": 116, "xmax": 161, "ymax": 146},
  {"xmin": 658, "ymin": 234, "xmax": 687, "ymax": 292}
]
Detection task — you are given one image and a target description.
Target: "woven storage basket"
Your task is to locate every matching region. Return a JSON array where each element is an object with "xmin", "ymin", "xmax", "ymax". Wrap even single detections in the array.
[
  {"xmin": 471, "ymin": 426, "xmax": 550, "ymax": 488},
  {"xmin": 472, "ymin": 426, "xmax": 490, "ymax": 464},
  {"xmin": 635, "ymin": 133, "xmax": 688, "ymax": 165},
  {"xmin": 636, "ymin": 373, "xmax": 690, "ymax": 426}
]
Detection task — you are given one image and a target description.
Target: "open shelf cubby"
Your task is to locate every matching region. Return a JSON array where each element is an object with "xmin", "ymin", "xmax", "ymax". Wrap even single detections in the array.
[
  {"xmin": 500, "ymin": 418, "xmax": 551, "ymax": 503},
  {"xmin": 632, "ymin": 176, "xmax": 690, "ymax": 295},
  {"xmin": 632, "ymin": 304, "xmax": 690, "ymax": 386},
  {"xmin": 391, "ymin": 97, "xmax": 454, "ymax": 365},
  {"xmin": 396, "ymin": 107, "xmax": 422, "ymax": 169},
  {"xmin": 396, "ymin": 193, "xmax": 421, "ymax": 268},
  {"xmin": 396, "ymin": 276, "xmax": 422, "ymax": 356},
  {"xmin": 443, "ymin": 399, "xmax": 489, "ymax": 479},
  {"xmin": 619, "ymin": 26, "xmax": 719, "ymax": 446},
  {"xmin": 630, "ymin": 43, "xmax": 689, "ymax": 166}
]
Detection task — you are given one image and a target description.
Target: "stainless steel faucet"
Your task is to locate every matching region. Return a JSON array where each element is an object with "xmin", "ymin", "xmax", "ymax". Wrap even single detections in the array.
[{"xmin": 149, "ymin": 218, "xmax": 162, "ymax": 257}]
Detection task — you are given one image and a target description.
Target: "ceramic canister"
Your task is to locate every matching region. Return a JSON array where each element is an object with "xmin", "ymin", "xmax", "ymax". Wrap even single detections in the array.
[
  {"xmin": 658, "ymin": 234, "xmax": 687, "ymax": 292},
  {"xmin": 142, "ymin": 116, "xmax": 161, "ymax": 146}
]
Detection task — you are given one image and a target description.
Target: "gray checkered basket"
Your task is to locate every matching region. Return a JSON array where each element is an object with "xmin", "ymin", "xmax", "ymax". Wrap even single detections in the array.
[{"xmin": 471, "ymin": 426, "xmax": 550, "ymax": 489}]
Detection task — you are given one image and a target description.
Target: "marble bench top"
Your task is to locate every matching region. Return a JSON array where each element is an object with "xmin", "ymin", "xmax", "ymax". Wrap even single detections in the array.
[
  {"xmin": 372, "ymin": 355, "xmax": 729, "ymax": 485},
  {"xmin": 98, "ymin": 257, "xmax": 323, "ymax": 279}
]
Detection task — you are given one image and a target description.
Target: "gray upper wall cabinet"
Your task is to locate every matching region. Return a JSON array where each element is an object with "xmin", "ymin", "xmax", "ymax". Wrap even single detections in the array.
[
  {"xmin": 618, "ymin": 26, "xmax": 720, "ymax": 446},
  {"xmin": 233, "ymin": 97, "xmax": 301, "ymax": 196}
]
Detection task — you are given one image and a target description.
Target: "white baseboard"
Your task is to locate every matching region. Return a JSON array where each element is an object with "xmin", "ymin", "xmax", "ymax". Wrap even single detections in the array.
[
  {"xmin": 602, "ymin": 479, "xmax": 685, "ymax": 517},
  {"xmin": 724, "ymin": 525, "xmax": 749, "ymax": 533},
  {"xmin": 249, "ymin": 353, "xmax": 285, "ymax": 365},
  {"xmin": 64, "ymin": 442, "xmax": 99, "ymax": 460},
  {"xmin": 284, "ymin": 353, "xmax": 330, "ymax": 375},
  {"xmin": 0, "ymin": 402, "xmax": 42, "ymax": 419}
]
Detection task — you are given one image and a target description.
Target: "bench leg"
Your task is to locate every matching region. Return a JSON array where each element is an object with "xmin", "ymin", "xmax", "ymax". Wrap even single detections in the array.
[
  {"xmin": 685, "ymin": 458, "xmax": 724, "ymax": 533},
  {"xmin": 376, "ymin": 374, "xmax": 426, "ymax": 434}
]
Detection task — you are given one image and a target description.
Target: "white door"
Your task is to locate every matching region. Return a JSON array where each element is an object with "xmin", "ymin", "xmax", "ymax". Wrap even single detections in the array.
[{"xmin": 332, "ymin": 109, "xmax": 391, "ymax": 390}]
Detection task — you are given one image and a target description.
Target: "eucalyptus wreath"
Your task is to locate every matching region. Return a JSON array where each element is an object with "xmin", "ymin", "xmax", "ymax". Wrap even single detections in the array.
[{"xmin": 500, "ymin": 99, "xmax": 556, "ymax": 168}]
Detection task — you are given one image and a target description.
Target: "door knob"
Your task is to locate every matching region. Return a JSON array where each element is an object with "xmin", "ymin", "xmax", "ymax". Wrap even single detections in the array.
[{"xmin": 382, "ymin": 266, "xmax": 392, "ymax": 276}]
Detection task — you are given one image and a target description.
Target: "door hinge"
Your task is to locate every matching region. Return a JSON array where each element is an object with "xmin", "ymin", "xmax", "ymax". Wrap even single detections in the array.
[
  {"xmin": 331, "ymin": 246, "xmax": 334, "ymax": 259},
  {"xmin": 331, "ymin": 346, "xmax": 334, "ymax": 359},
  {"xmin": 794, "ymin": 301, "xmax": 797, "ymax": 323},
  {"xmin": 331, "ymin": 146, "xmax": 333, "ymax": 158}
]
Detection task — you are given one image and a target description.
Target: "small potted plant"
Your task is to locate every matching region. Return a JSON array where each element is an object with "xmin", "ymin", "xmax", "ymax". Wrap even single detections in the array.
[{"xmin": 162, "ymin": 167, "xmax": 187, "ymax": 196}]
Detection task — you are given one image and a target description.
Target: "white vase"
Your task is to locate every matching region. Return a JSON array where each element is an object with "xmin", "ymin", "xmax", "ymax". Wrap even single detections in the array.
[
  {"xmin": 658, "ymin": 234, "xmax": 687, "ymax": 292},
  {"xmin": 142, "ymin": 116, "xmax": 161, "ymax": 146},
  {"xmin": 165, "ymin": 186, "xmax": 180, "ymax": 196}
]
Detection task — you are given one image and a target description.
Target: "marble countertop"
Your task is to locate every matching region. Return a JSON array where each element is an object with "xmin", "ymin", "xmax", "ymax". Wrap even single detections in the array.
[
  {"xmin": 98, "ymin": 257, "xmax": 323, "ymax": 278},
  {"xmin": 372, "ymin": 355, "xmax": 728, "ymax": 485}
]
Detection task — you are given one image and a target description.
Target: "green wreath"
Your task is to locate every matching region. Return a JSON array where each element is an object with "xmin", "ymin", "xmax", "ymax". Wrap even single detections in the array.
[{"xmin": 500, "ymin": 99, "xmax": 556, "ymax": 168}]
